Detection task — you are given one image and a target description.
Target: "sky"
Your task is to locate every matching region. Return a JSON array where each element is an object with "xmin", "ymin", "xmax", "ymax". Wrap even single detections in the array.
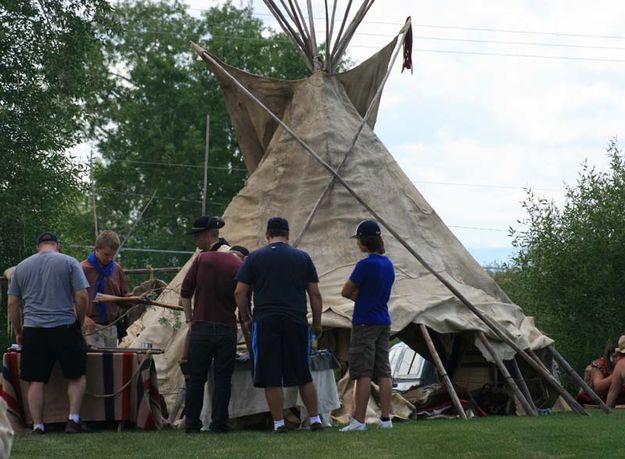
[
  {"xmin": 83, "ymin": 1, "xmax": 625, "ymax": 265},
  {"xmin": 182, "ymin": 0, "xmax": 625, "ymax": 265}
]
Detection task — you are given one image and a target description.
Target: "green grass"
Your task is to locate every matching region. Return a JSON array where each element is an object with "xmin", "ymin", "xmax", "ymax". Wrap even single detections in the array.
[{"xmin": 11, "ymin": 409, "xmax": 625, "ymax": 458}]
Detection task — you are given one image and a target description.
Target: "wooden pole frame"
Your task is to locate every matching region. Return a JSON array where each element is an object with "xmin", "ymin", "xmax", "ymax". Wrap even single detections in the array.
[
  {"xmin": 420, "ymin": 325, "xmax": 468, "ymax": 420},
  {"xmin": 527, "ymin": 348, "xmax": 585, "ymax": 415},
  {"xmin": 192, "ymin": 35, "xmax": 589, "ymax": 416},
  {"xmin": 478, "ymin": 332, "xmax": 536, "ymax": 416},
  {"xmin": 507, "ymin": 357, "xmax": 538, "ymax": 414},
  {"xmin": 291, "ymin": 23, "xmax": 408, "ymax": 247},
  {"xmin": 548, "ymin": 345, "xmax": 610, "ymax": 414}
]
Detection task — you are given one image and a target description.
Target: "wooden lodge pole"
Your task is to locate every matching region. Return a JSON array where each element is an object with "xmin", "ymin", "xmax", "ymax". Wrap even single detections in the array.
[
  {"xmin": 192, "ymin": 38, "xmax": 589, "ymax": 417},
  {"xmin": 478, "ymin": 332, "xmax": 536, "ymax": 416},
  {"xmin": 420, "ymin": 325, "xmax": 468, "ymax": 420},
  {"xmin": 548, "ymin": 345, "xmax": 610, "ymax": 414},
  {"xmin": 508, "ymin": 357, "xmax": 538, "ymax": 414},
  {"xmin": 527, "ymin": 348, "xmax": 585, "ymax": 415}
]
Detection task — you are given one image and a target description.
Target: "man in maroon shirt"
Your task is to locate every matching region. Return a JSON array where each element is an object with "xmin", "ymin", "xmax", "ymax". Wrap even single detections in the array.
[
  {"xmin": 81, "ymin": 230, "xmax": 129, "ymax": 348},
  {"xmin": 180, "ymin": 216, "xmax": 242, "ymax": 433}
]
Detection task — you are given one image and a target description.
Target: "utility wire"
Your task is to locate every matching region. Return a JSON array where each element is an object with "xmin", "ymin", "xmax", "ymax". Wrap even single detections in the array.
[
  {"xmin": 119, "ymin": 31, "xmax": 625, "ymax": 63},
  {"xmin": 114, "ymin": 158, "xmax": 248, "ymax": 172},
  {"xmin": 96, "ymin": 187, "xmax": 227, "ymax": 206},
  {"xmin": 413, "ymin": 180, "xmax": 561, "ymax": 192},
  {"xmin": 412, "ymin": 47, "xmax": 625, "ymax": 64},
  {"xmin": 187, "ymin": 7, "xmax": 625, "ymax": 41},
  {"xmin": 448, "ymin": 225, "xmax": 509, "ymax": 233}
]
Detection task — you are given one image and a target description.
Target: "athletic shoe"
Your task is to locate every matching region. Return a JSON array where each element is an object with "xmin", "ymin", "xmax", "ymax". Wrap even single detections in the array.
[
  {"xmin": 31, "ymin": 427, "xmax": 45, "ymax": 435},
  {"xmin": 378, "ymin": 418, "xmax": 393, "ymax": 429},
  {"xmin": 65, "ymin": 420, "xmax": 93, "ymax": 434},
  {"xmin": 310, "ymin": 421, "xmax": 324, "ymax": 432},
  {"xmin": 339, "ymin": 418, "xmax": 366, "ymax": 432},
  {"xmin": 273, "ymin": 425, "xmax": 288, "ymax": 434}
]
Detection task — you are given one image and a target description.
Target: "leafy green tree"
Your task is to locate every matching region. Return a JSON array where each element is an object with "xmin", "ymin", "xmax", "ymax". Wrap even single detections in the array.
[
  {"xmin": 0, "ymin": 0, "xmax": 110, "ymax": 270},
  {"xmin": 0, "ymin": 0, "xmax": 111, "ymax": 348},
  {"xmin": 510, "ymin": 139, "xmax": 625, "ymax": 372},
  {"xmin": 82, "ymin": 0, "xmax": 309, "ymax": 269}
]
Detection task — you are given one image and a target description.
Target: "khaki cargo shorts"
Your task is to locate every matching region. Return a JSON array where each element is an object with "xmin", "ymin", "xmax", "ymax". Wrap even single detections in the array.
[{"xmin": 348, "ymin": 324, "xmax": 391, "ymax": 380}]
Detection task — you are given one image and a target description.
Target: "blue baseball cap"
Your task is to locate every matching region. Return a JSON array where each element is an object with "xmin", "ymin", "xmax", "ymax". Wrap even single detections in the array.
[
  {"xmin": 351, "ymin": 220, "xmax": 381, "ymax": 239},
  {"xmin": 267, "ymin": 217, "xmax": 289, "ymax": 232}
]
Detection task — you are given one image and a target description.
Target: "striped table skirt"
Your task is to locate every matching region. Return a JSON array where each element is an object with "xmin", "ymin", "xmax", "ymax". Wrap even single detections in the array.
[{"xmin": 0, "ymin": 352, "xmax": 162, "ymax": 430}]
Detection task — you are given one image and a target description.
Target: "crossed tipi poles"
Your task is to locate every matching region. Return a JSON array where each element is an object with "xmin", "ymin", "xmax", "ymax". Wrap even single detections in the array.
[{"xmin": 195, "ymin": 0, "xmax": 607, "ymax": 417}]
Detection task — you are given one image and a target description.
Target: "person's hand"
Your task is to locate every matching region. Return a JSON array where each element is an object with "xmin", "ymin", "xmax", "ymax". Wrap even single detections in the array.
[
  {"xmin": 15, "ymin": 333, "xmax": 22, "ymax": 345},
  {"xmin": 245, "ymin": 319, "xmax": 253, "ymax": 333},
  {"xmin": 83, "ymin": 316, "xmax": 96, "ymax": 332},
  {"xmin": 312, "ymin": 324, "xmax": 322, "ymax": 340}
]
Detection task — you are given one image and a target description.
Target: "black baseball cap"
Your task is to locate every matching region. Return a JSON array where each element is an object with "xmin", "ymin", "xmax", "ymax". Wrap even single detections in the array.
[
  {"xmin": 230, "ymin": 245, "xmax": 250, "ymax": 257},
  {"xmin": 351, "ymin": 220, "xmax": 381, "ymax": 239},
  {"xmin": 36, "ymin": 232, "xmax": 59, "ymax": 245},
  {"xmin": 266, "ymin": 217, "xmax": 289, "ymax": 232},
  {"xmin": 186, "ymin": 216, "xmax": 225, "ymax": 235}
]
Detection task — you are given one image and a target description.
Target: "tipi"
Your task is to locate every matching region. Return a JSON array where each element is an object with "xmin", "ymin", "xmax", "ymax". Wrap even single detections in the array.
[{"xmin": 124, "ymin": 1, "xmax": 603, "ymax": 419}]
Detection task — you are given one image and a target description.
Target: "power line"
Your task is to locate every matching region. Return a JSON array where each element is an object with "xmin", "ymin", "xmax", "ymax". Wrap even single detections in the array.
[
  {"xmin": 97, "ymin": 187, "xmax": 227, "ymax": 206},
  {"xmin": 119, "ymin": 31, "xmax": 625, "ymax": 63},
  {"xmin": 113, "ymin": 158, "xmax": 248, "ymax": 172},
  {"xmin": 412, "ymin": 47, "xmax": 625, "ymax": 64},
  {"xmin": 409, "ymin": 23, "xmax": 625, "ymax": 42},
  {"xmin": 187, "ymin": 8, "xmax": 625, "ymax": 41},
  {"xmin": 413, "ymin": 180, "xmax": 561, "ymax": 192},
  {"xmin": 410, "ymin": 35, "xmax": 625, "ymax": 52},
  {"xmin": 448, "ymin": 225, "xmax": 509, "ymax": 233}
]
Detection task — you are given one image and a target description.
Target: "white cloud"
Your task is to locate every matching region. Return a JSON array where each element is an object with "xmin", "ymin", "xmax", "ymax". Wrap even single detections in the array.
[{"xmin": 140, "ymin": 2, "xmax": 625, "ymax": 260}]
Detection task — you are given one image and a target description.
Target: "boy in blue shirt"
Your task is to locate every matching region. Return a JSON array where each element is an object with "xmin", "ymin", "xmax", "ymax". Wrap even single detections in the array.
[{"xmin": 340, "ymin": 220, "xmax": 395, "ymax": 432}]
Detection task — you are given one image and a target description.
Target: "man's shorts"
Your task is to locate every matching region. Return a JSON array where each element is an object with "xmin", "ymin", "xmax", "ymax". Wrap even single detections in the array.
[
  {"xmin": 21, "ymin": 322, "xmax": 87, "ymax": 383},
  {"xmin": 348, "ymin": 324, "xmax": 391, "ymax": 380},
  {"xmin": 251, "ymin": 316, "xmax": 313, "ymax": 388}
]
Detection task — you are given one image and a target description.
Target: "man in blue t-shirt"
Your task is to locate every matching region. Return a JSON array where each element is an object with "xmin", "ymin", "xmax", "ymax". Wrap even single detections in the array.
[
  {"xmin": 340, "ymin": 220, "xmax": 395, "ymax": 432},
  {"xmin": 235, "ymin": 217, "xmax": 324, "ymax": 433}
]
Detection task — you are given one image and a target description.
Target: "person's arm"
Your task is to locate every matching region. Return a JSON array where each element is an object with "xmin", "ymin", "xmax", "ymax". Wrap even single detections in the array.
[
  {"xmin": 235, "ymin": 282, "xmax": 252, "ymax": 323},
  {"xmin": 607, "ymin": 361, "xmax": 625, "ymax": 407},
  {"xmin": 307, "ymin": 282, "xmax": 323, "ymax": 337},
  {"xmin": 591, "ymin": 368, "xmax": 612, "ymax": 393},
  {"xmin": 179, "ymin": 257, "xmax": 199, "ymax": 323},
  {"xmin": 341, "ymin": 280, "xmax": 359, "ymax": 302},
  {"xmin": 7, "ymin": 295, "xmax": 22, "ymax": 345},
  {"xmin": 181, "ymin": 297, "xmax": 193, "ymax": 324},
  {"xmin": 74, "ymin": 288, "xmax": 89, "ymax": 326}
]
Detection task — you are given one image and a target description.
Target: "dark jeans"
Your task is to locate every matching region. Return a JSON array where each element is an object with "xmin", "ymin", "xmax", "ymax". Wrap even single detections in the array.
[{"xmin": 185, "ymin": 322, "xmax": 237, "ymax": 431}]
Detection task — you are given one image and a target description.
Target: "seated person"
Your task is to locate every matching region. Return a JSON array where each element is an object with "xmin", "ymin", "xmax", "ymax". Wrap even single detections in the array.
[
  {"xmin": 577, "ymin": 338, "xmax": 625, "ymax": 404},
  {"xmin": 606, "ymin": 337, "xmax": 625, "ymax": 407}
]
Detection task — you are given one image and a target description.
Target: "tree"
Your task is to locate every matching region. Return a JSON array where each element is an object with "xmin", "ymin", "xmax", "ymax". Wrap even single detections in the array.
[
  {"xmin": 82, "ymin": 0, "xmax": 309, "ymax": 269},
  {"xmin": 510, "ymin": 139, "xmax": 625, "ymax": 372},
  {"xmin": 0, "ymin": 0, "xmax": 110, "ymax": 270}
]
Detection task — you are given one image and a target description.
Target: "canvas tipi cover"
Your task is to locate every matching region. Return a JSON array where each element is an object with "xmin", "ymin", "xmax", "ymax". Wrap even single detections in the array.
[{"xmin": 123, "ymin": 10, "xmax": 552, "ymax": 407}]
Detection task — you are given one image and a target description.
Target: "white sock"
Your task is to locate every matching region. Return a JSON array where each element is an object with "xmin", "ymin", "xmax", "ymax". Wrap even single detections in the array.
[
  {"xmin": 351, "ymin": 418, "xmax": 365, "ymax": 426},
  {"xmin": 69, "ymin": 414, "xmax": 80, "ymax": 423},
  {"xmin": 273, "ymin": 419, "xmax": 285, "ymax": 430},
  {"xmin": 309, "ymin": 415, "xmax": 321, "ymax": 424},
  {"xmin": 33, "ymin": 423, "xmax": 44, "ymax": 432}
]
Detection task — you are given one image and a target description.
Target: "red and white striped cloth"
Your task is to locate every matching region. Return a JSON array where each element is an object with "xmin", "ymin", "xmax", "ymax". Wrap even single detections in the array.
[{"xmin": 0, "ymin": 352, "xmax": 162, "ymax": 430}]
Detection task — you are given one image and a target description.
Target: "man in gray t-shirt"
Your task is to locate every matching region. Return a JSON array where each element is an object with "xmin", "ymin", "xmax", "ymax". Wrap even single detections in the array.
[{"xmin": 7, "ymin": 232, "xmax": 91, "ymax": 434}]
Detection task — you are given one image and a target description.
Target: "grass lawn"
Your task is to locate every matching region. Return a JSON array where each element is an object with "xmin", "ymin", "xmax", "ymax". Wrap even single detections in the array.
[{"xmin": 10, "ymin": 409, "xmax": 623, "ymax": 458}]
